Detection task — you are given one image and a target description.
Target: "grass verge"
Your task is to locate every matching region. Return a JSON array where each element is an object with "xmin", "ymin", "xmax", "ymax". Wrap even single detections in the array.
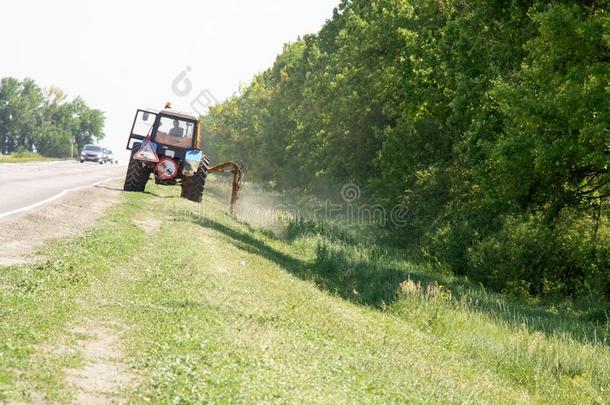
[
  {"xmin": 0, "ymin": 152, "xmax": 61, "ymax": 164},
  {"xmin": 0, "ymin": 179, "xmax": 608, "ymax": 403}
]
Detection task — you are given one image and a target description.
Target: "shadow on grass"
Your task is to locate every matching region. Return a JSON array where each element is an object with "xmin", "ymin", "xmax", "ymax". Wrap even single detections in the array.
[
  {"xmin": 142, "ymin": 190, "xmax": 177, "ymax": 199},
  {"xmin": 94, "ymin": 185, "xmax": 178, "ymax": 200},
  {"xmin": 185, "ymin": 217, "xmax": 443, "ymax": 308},
  {"xmin": 94, "ymin": 185, "xmax": 124, "ymax": 192},
  {"xmin": 190, "ymin": 216, "xmax": 609, "ymax": 346}
]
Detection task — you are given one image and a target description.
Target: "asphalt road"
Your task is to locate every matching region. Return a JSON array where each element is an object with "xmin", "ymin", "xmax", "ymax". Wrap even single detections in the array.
[{"xmin": 0, "ymin": 161, "xmax": 126, "ymax": 219}]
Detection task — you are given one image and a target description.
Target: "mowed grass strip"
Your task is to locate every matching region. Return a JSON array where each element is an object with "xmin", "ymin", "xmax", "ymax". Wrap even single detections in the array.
[
  {"xmin": 1, "ymin": 180, "xmax": 609, "ymax": 403},
  {"xmin": 108, "ymin": 182, "xmax": 608, "ymax": 404},
  {"xmin": 105, "ymin": 186, "xmax": 525, "ymax": 404}
]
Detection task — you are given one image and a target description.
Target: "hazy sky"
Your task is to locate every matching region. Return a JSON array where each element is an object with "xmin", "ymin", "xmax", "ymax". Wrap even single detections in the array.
[{"xmin": 1, "ymin": 0, "xmax": 340, "ymax": 160}]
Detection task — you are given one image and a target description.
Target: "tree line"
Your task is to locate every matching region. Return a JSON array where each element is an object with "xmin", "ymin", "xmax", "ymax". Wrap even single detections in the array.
[
  {"xmin": 205, "ymin": 0, "xmax": 610, "ymax": 301},
  {"xmin": 0, "ymin": 77, "xmax": 105, "ymax": 157}
]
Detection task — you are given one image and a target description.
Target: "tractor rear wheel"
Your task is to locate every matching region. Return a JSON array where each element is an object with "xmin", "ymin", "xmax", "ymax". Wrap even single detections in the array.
[
  {"xmin": 181, "ymin": 157, "xmax": 209, "ymax": 203},
  {"xmin": 123, "ymin": 148, "xmax": 150, "ymax": 192}
]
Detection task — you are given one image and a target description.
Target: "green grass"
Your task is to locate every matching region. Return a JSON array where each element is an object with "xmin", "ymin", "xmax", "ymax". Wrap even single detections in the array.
[
  {"xmin": 0, "ymin": 196, "xmax": 146, "ymax": 401},
  {"xmin": 0, "ymin": 179, "xmax": 609, "ymax": 403},
  {"xmin": 0, "ymin": 152, "xmax": 61, "ymax": 164}
]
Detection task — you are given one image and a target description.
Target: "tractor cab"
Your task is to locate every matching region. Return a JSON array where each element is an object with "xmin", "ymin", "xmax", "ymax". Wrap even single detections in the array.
[{"xmin": 127, "ymin": 108, "xmax": 202, "ymax": 159}]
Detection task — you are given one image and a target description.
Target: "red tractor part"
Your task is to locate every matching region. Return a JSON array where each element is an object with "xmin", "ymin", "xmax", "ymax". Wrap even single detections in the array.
[{"xmin": 156, "ymin": 157, "xmax": 179, "ymax": 180}]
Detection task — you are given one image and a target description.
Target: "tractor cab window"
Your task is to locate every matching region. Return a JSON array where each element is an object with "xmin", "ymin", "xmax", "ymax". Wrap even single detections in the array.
[
  {"xmin": 155, "ymin": 116, "xmax": 195, "ymax": 149},
  {"xmin": 127, "ymin": 110, "xmax": 158, "ymax": 150},
  {"xmin": 132, "ymin": 111, "xmax": 156, "ymax": 137}
]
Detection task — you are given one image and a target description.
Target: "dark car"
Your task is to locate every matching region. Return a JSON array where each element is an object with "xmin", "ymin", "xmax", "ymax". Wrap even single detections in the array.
[{"xmin": 80, "ymin": 144, "xmax": 105, "ymax": 164}]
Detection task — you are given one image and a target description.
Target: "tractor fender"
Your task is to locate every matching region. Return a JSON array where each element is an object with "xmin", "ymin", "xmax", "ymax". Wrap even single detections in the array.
[{"xmin": 182, "ymin": 150, "xmax": 204, "ymax": 176}]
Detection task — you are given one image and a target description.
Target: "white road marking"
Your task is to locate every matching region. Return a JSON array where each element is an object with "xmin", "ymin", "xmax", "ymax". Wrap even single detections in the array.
[{"xmin": 0, "ymin": 176, "xmax": 124, "ymax": 220}]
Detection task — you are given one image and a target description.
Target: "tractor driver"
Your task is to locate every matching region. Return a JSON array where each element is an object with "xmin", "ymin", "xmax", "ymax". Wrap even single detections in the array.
[{"xmin": 169, "ymin": 120, "xmax": 184, "ymax": 137}]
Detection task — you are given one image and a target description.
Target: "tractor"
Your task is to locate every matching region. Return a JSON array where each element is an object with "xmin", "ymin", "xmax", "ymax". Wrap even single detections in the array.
[{"xmin": 123, "ymin": 103, "xmax": 242, "ymax": 213}]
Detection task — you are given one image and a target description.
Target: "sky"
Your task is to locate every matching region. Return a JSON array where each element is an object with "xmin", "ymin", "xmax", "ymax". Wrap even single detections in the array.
[{"xmin": 0, "ymin": 0, "xmax": 340, "ymax": 161}]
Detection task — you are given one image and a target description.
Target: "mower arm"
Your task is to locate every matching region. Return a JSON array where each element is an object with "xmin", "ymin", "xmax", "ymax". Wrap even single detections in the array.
[{"xmin": 208, "ymin": 161, "xmax": 242, "ymax": 216}]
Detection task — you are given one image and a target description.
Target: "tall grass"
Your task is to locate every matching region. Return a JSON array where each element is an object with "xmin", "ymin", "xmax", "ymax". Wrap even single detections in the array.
[{"xmin": 278, "ymin": 216, "xmax": 610, "ymax": 400}]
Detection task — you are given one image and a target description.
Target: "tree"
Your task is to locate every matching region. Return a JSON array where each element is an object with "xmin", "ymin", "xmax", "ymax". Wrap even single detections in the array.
[
  {"xmin": 0, "ymin": 78, "xmax": 105, "ymax": 157},
  {"xmin": 204, "ymin": 0, "xmax": 610, "ymax": 299}
]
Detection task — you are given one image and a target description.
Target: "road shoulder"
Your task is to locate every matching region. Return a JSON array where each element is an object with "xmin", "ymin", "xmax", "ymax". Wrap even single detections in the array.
[{"xmin": 0, "ymin": 180, "xmax": 123, "ymax": 267}]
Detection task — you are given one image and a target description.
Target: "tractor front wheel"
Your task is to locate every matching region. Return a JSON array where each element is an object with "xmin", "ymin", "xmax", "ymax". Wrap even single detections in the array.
[
  {"xmin": 123, "ymin": 148, "xmax": 150, "ymax": 192},
  {"xmin": 181, "ymin": 157, "xmax": 209, "ymax": 203}
]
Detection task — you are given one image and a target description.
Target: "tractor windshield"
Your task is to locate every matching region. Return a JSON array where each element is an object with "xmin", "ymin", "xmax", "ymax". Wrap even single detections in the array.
[{"xmin": 155, "ymin": 116, "xmax": 195, "ymax": 149}]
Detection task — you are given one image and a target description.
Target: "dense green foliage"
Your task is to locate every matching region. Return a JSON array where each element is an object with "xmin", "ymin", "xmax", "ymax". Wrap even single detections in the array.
[
  {"xmin": 0, "ymin": 77, "xmax": 105, "ymax": 157},
  {"xmin": 205, "ymin": 1, "xmax": 610, "ymax": 300}
]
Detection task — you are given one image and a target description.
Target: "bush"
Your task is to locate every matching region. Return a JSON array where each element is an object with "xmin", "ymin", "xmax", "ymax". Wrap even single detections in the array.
[
  {"xmin": 466, "ymin": 212, "xmax": 610, "ymax": 299},
  {"xmin": 11, "ymin": 151, "xmax": 42, "ymax": 159}
]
